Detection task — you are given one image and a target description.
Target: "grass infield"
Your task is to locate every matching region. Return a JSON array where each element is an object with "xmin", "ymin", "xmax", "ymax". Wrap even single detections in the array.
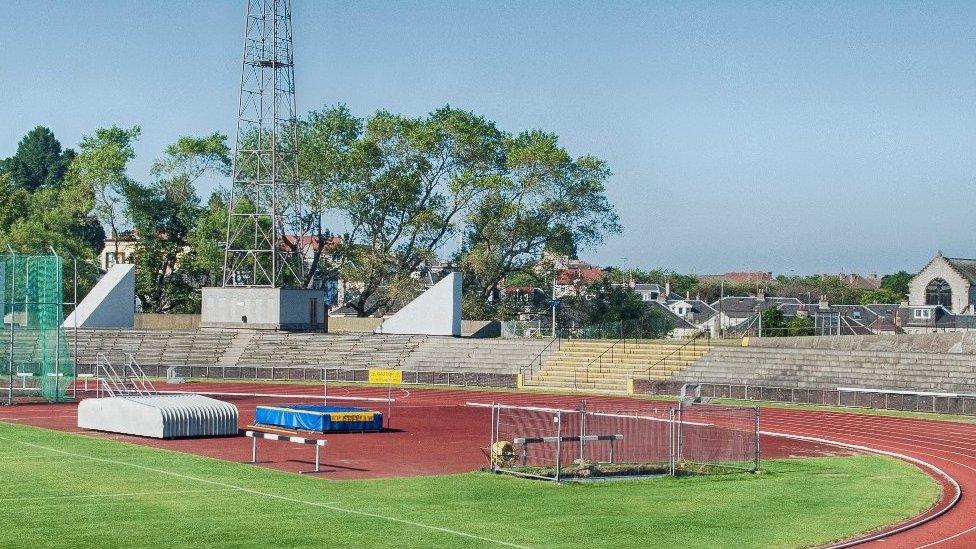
[{"xmin": 0, "ymin": 421, "xmax": 938, "ymax": 548}]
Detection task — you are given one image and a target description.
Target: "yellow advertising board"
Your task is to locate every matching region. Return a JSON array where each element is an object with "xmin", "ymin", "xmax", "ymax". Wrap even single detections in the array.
[{"xmin": 368, "ymin": 369, "xmax": 403, "ymax": 385}]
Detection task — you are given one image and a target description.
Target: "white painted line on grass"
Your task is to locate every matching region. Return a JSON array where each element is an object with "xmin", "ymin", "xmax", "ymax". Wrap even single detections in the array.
[
  {"xmin": 0, "ymin": 434, "xmax": 532, "ymax": 549},
  {"xmin": 0, "ymin": 488, "xmax": 241, "ymax": 503}
]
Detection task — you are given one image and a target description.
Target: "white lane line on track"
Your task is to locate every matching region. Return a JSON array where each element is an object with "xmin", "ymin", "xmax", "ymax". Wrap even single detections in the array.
[
  {"xmin": 0, "ymin": 434, "xmax": 532, "ymax": 549},
  {"xmin": 761, "ymin": 412, "xmax": 976, "ymax": 448},
  {"xmin": 762, "ymin": 417, "xmax": 976, "ymax": 462},
  {"xmin": 0, "ymin": 488, "xmax": 242, "ymax": 503},
  {"xmin": 761, "ymin": 430, "xmax": 962, "ymax": 549}
]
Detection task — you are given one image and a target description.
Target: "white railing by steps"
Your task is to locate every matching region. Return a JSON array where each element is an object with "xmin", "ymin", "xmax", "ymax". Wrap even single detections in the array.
[{"xmin": 96, "ymin": 353, "xmax": 157, "ymax": 397}]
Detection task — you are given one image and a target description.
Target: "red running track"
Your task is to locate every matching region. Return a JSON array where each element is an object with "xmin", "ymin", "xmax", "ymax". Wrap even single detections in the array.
[{"xmin": 1, "ymin": 381, "xmax": 973, "ymax": 548}]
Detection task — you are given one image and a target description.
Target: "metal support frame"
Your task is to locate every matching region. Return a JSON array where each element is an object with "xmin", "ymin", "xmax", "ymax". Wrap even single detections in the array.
[{"xmin": 222, "ymin": 0, "xmax": 305, "ymax": 288}]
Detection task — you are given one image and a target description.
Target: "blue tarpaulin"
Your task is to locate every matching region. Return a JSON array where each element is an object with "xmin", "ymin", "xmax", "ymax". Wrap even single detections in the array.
[{"xmin": 255, "ymin": 404, "xmax": 383, "ymax": 432}]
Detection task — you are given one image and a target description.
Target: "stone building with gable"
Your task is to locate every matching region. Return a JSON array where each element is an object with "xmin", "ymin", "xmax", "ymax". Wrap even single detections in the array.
[{"xmin": 909, "ymin": 252, "xmax": 976, "ymax": 315}]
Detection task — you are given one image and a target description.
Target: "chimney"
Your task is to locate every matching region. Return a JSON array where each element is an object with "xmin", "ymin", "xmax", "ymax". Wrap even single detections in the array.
[
  {"xmin": 819, "ymin": 294, "xmax": 829, "ymax": 309},
  {"xmin": 665, "ymin": 281, "xmax": 671, "ymax": 296},
  {"xmin": 757, "ymin": 287, "xmax": 766, "ymax": 300},
  {"xmin": 686, "ymin": 291, "xmax": 690, "ymax": 299},
  {"xmin": 894, "ymin": 310, "xmax": 902, "ymax": 327}
]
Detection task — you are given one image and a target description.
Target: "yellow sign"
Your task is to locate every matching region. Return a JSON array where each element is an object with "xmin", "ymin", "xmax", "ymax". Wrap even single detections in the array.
[
  {"xmin": 368, "ymin": 369, "xmax": 403, "ymax": 385},
  {"xmin": 330, "ymin": 412, "xmax": 376, "ymax": 422}
]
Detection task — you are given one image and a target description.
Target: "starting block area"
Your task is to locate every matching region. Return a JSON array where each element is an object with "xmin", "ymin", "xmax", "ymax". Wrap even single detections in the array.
[{"xmin": 255, "ymin": 404, "xmax": 384, "ymax": 433}]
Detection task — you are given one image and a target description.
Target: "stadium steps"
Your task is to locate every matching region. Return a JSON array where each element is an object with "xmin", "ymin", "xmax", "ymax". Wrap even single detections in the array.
[
  {"xmin": 673, "ymin": 346, "xmax": 976, "ymax": 393},
  {"xmin": 524, "ymin": 339, "xmax": 713, "ymax": 393}
]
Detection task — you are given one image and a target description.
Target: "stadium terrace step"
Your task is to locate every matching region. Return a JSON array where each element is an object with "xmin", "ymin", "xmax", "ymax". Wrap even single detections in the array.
[
  {"xmin": 526, "ymin": 339, "xmax": 713, "ymax": 392},
  {"xmin": 672, "ymin": 345, "xmax": 976, "ymax": 394}
]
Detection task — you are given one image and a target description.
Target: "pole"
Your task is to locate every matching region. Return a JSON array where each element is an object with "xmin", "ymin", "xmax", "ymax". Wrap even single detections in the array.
[
  {"xmin": 579, "ymin": 400, "xmax": 586, "ymax": 463},
  {"xmin": 7, "ymin": 247, "xmax": 16, "ymax": 406},
  {"xmin": 72, "ymin": 256, "xmax": 78, "ymax": 399},
  {"xmin": 489, "ymin": 402, "xmax": 496, "ymax": 470},
  {"xmin": 554, "ymin": 411, "xmax": 562, "ymax": 482},
  {"xmin": 251, "ymin": 435, "xmax": 257, "ymax": 463},
  {"xmin": 668, "ymin": 408, "xmax": 676, "ymax": 476},
  {"xmin": 386, "ymin": 383, "xmax": 393, "ymax": 430},
  {"xmin": 314, "ymin": 444, "xmax": 321, "ymax": 473},
  {"xmin": 754, "ymin": 405, "xmax": 761, "ymax": 472},
  {"xmin": 50, "ymin": 248, "xmax": 60, "ymax": 403},
  {"xmin": 551, "ymin": 273, "xmax": 557, "ymax": 338}
]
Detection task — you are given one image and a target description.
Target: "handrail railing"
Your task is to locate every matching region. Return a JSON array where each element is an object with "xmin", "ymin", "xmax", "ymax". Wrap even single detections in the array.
[
  {"xmin": 95, "ymin": 353, "xmax": 157, "ymax": 397},
  {"xmin": 643, "ymin": 330, "xmax": 709, "ymax": 379},
  {"xmin": 522, "ymin": 336, "xmax": 561, "ymax": 382}
]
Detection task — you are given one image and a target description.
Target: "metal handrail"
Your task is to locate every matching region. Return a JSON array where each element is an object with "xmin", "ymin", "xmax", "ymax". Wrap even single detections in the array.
[
  {"xmin": 643, "ymin": 330, "xmax": 709, "ymax": 379},
  {"xmin": 522, "ymin": 335, "xmax": 560, "ymax": 382}
]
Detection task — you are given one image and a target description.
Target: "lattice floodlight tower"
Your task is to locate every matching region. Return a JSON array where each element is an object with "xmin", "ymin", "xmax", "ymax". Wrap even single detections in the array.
[{"xmin": 201, "ymin": 0, "xmax": 326, "ymax": 331}]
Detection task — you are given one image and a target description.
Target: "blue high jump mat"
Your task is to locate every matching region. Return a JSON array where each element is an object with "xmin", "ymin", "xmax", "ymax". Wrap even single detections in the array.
[{"xmin": 254, "ymin": 404, "xmax": 383, "ymax": 433}]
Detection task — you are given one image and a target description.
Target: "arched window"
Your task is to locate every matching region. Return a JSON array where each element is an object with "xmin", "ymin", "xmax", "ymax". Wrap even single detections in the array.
[{"xmin": 925, "ymin": 278, "xmax": 952, "ymax": 308}]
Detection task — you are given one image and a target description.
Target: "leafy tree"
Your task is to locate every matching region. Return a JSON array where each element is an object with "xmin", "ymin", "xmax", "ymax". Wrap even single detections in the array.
[
  {"xmin": 0, "ymin": 126, "xmax": 75, "ymax": 191},
  {"xmin": 786, "ymin": 315, "xmax": 814, "ymax": 336},
  {"xmin": 556, "ymin": 279, "xmax": 674, "ymax": 338},
  {"xmin": 65, "ymin": 126, "xmax": 141, "ymax": 259},
  {"xmin": 859, "ymin": 288, "xmax": 904, "ymax": 305},
  {"xmin": 334, "ymin": 107, "xmax": 506, "ymax": 316},
  {"xmin": 123, "ymin": 134, "xmax": 230, "ymax": 313},
  {"xmin": 880, "ymin": 271, "xmax": 912, "ymax": 299},
  {"xmin": 0, "ymin": 168, "xmax": 104, "ymax": 299},
  {"xmin": 183, "ymin": 191, "xmax": 229, "ymax": 289},
  {"xmin": 759, "ymin": 307, "xmax": 786, "ymax": 337},
  {"xmin": 461, "ymin": 130, "xmax": 619, "ymax": 317}
]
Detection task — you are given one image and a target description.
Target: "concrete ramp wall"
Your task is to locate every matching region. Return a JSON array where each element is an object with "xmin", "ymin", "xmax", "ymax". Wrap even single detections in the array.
[
  {"xmin": 64, "ymin": 264, "xmax": 135, "ymax": 329},
  {"xmin": 375, "ymin": 272, "xmax": 462, "ymax": 336}
]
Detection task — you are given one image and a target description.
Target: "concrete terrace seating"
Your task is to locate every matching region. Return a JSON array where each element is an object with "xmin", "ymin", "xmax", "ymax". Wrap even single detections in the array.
[
  {"xmin": 527, "ymin": 339, "xmax": 712, "ymax": 393},
  {"xmin": 71, "ymin": 329, "xmax": 235, "ymax": 367},
  {"xmin": 235, "ymin": 332, "xmax": 425, "ymax": 369},
  {"xmin": 674, "ymin": 345, "xmax": 976, "ymax": 394},
  {"xmin": 401, "ymin": 337, "xmax": 551, "ymax": 374}
]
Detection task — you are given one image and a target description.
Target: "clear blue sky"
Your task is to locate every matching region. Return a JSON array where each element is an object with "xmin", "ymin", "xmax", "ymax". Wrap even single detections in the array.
[{"xmin": 2, "ymin": 1, "xmax": 975, "ymax": 276}]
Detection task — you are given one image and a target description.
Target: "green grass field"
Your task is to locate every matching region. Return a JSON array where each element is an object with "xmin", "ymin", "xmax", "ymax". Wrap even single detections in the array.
[{"xmin": 0, "ymin": 421, "xmax": 938, "ymax": 548}]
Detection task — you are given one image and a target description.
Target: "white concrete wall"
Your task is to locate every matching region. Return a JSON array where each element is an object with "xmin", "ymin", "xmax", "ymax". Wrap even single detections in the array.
[
  {"xmin": 63, "ymin": 264, "xmax": 135, "ymax": 329},
  {"xmin": 375, "ymin": 272, "xmax": 462, "ymax": 336}
]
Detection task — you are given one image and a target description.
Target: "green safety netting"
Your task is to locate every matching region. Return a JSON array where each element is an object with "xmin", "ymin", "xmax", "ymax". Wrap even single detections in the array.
[{"xmin": 1, "ymin": 253, "xmax": 74, "ymax": 403}]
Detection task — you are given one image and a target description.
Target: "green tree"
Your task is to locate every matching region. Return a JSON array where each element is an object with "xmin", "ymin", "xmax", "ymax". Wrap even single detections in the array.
[
  {"xmin": 860, "ymin": 288, "xmax": 904, "ymax": 305},
  {"xmin": 759, "ymin": 307, "xmax": 787, "ymax": 337},
  {"xmin": 786, "ymin": 315, "xmax": 814, "ymax": 336},
  {"xmin": 557, "ymin": 279, "xmax": 674, "ymax": 338},
  {"xmin": 0, "ymin": 126, "xmax": 75, "ymax": 191},
  {"xmin": 880, "ymin": 271, "xmax": 912, "ymax": 299},
  {"xmin": 123, "ymin": 134, "xmax": 230, "ymax": 313},
  {"xmin": 461, "ymin": 130, "xmax": 620, "ymax": 317},
  {"xmin": 66, "ymin": 126, "xmax": 141, "ymax": 260},
  {"xmin": 183, "ymin": 191, "xmax": 229, "ymax": 289},
  {"xmin": 334, "ymin": 106, "xmax": 506, "ymax": 316}
]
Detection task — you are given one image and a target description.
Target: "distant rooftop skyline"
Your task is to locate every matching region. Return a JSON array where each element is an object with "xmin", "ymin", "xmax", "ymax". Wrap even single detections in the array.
[{"xmin": 3, "ymin": 1, "xmax": 975, "ymax": 275}]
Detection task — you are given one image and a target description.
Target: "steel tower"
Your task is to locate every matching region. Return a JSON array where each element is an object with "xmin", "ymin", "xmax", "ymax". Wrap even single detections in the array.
[{"xmin": 222, "ymin": 0, "xmax": 303, "ymax": 287}]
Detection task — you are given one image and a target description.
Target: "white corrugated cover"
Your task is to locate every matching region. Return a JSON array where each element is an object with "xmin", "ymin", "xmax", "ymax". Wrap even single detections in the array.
[{"xmin": 78, "ymin": 394, "xmax": 239, "ymax": 439}]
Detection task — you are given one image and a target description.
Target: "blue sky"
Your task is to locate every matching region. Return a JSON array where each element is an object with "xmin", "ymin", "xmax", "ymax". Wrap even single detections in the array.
[{"xmin": 2, "ymin": 1, "xmax": 975, "ymax": 275}]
